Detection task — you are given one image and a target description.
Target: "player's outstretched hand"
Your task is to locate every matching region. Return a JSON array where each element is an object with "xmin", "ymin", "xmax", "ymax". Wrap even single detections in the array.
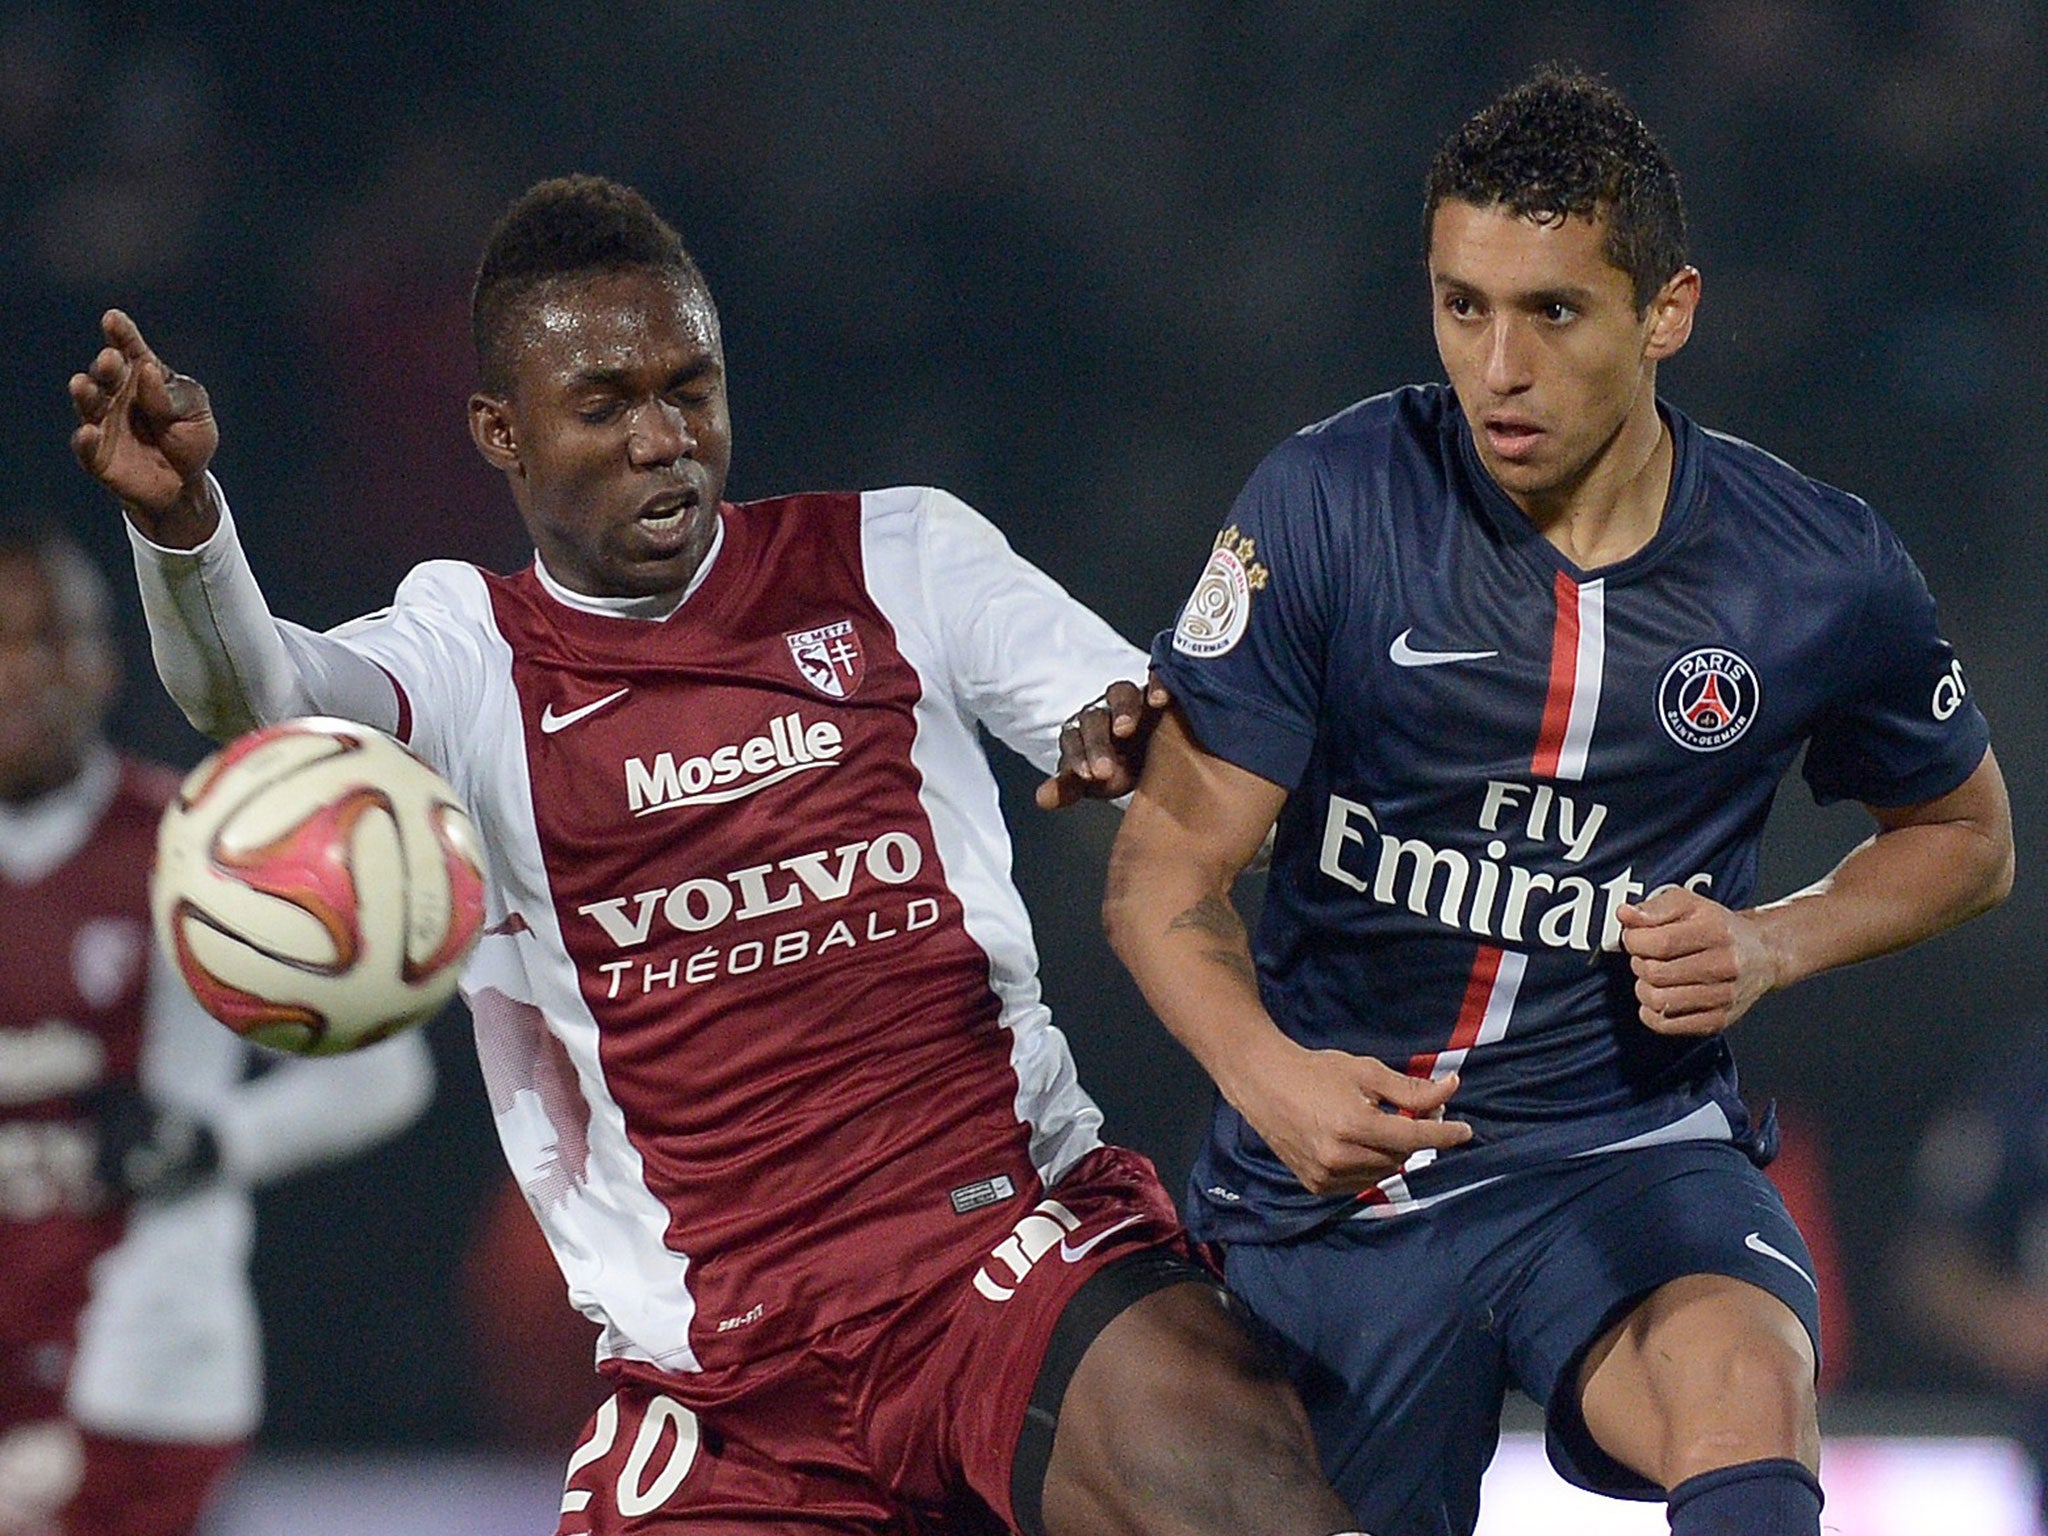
[
  {"xmin": 1035, "ymin": 675, "xmax": 1173, "ymax": 810},
  {"xmin": 1617, "ymin": 884, "xmax": 1779, "ymax": 1036},
  {"xmin": 68, "ymin": 309, "xmax": 221, "ymax": 547},
  {"xmin": 1237, "ymin": 1044, "xmax": 1471, "ymax": 1197}
]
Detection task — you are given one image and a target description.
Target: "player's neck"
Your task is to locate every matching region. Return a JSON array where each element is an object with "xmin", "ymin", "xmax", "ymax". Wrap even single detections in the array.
[{"xmin": 1520, "ymin": 400, "xmax": 1673, "ymax": 571}]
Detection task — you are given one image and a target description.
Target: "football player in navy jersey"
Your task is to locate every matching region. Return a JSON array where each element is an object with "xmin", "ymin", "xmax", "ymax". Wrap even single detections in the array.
[
  {"xmin": 1104, "ymin": 67, "xmax": 2013, "ymax": 1536},
  {"xmin": 69, "ymin": 178, "xmax": 1362, "ymax": 1536}
]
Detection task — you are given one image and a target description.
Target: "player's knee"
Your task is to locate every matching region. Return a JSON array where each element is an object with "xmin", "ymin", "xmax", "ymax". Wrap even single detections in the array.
[{"xmin": 1657, "ymin": 1310, "xmax": 1819, "ymax": 1475}]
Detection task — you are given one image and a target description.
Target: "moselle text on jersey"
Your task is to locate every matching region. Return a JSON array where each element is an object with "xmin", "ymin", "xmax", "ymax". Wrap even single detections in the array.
[{"xmin": 1151, "ymin": 384, "xmax": 1988, "ymax": 1242}]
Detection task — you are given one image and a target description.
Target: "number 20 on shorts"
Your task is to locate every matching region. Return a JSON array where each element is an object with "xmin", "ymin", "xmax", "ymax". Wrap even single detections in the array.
[{"xmin": 562, "ymin": 1392, "xmax": 702, "ymax": 1520}]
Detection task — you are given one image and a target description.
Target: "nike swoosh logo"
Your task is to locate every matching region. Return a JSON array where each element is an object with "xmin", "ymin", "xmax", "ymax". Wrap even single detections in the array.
[
  {"xmin": 1745, "ymin": 1231, "xmax": 1818, "ymax": 1293},
  {"xmin": 1057, "ymin": 1214, "xmax": 1144, "ymax": 1265},
  {"xmin": 539, "ymin": 688, "xmax": 630, "ymax": 734},
  {"xmin": 1389, "ymin": 629, "xmax": 1498, "ymax": 668}
]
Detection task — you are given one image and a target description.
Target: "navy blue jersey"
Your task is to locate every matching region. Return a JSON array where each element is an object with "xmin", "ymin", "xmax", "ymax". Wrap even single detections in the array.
[{"xmin": 1151, "ymin": 384, "xmax": 1989, "ymax": 1244}]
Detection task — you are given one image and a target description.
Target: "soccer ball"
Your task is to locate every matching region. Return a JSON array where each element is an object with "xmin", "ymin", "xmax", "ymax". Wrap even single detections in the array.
[{"xmin": 152, "ymin": 717, "xmax": 487, "ymax": 1054}]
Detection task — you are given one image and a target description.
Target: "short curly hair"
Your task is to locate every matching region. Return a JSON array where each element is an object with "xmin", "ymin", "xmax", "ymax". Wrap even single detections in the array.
[
  {"xmin": 1424, "ymin": 67, "xmax": 1687, "ymax": 313},
  {"xmin": 471, "ymin": 175, "xmax": 712, "ymax": 393}
]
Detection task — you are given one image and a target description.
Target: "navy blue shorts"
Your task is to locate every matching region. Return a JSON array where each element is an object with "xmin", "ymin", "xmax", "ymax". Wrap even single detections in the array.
[{"xmin": 1223, "ymin": 1140, "xmax": 1821, "ymax": 1536}]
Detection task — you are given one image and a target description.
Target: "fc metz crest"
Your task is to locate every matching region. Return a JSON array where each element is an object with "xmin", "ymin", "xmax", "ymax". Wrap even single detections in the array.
[{"xmin": 786, "ymin": 619, "xmax": 866, "ymax": 699}]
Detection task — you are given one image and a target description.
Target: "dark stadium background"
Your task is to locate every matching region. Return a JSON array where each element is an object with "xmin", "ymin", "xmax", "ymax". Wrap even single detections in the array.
[{"xmin": 4, "ymin": 0, "xmax": 2039, "ymax": 1451}]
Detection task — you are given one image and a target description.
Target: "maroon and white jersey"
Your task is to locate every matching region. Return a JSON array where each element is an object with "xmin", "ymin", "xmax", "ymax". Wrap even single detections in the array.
[
  {"xmin": 133, "ymin": 484, "xmax": 1146, "ymax": 1373},
  {"xmin": 0, "ymin": 754, "xmax": 163, "ymax": 1364},
  {"xmin": 0, "ymin": 749, "xmax": 433, "ymax": 1441}
]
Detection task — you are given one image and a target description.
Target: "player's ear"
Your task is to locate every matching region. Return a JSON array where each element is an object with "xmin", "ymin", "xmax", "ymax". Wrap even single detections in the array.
[
  {"xmin": 1643, "ymin": 265, "xmax": 1700, "ymax": 361},
  {"xmin": 468, "ymin": 392, "xmax": 521, "ymax": 476}
]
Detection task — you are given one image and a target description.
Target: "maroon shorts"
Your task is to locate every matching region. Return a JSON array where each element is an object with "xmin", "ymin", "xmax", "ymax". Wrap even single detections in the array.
[
  {"xmin": 60, "ymin": 1431, "xmax": 243, "ymax": 1536},
  {"xmin": 556, "ymin": 1144, "xmax": 1201, "ymax": 1534}
]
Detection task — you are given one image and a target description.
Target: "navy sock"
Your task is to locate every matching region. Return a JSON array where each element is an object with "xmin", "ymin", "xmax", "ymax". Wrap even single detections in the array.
[{"xmin": 1666, "ymin": 1458, "xmax": 1822, "ymax": 1535}]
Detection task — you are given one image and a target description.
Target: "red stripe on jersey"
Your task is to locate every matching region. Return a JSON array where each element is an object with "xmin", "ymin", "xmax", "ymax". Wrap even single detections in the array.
[
  {"xmin": 374, "ymin": 663, "xmax": 413, "ymax": 744},
  {"xmin": 1408, "ymin": 944, "xmax": 1504, "ymax": 1078},
  {"xmin": 1530, "ymin": 571, "xmax": 1580, "ymax": 777}
]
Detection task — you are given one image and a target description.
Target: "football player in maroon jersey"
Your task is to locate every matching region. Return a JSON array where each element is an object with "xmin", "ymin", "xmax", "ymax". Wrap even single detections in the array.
[
  {"xmin": 68, "ymin": 179, "xmax": 1364, "ymax": 1536},
  {"xmin": 0, "ymin": 528, "xmax": 433, "ymax": 1536}
]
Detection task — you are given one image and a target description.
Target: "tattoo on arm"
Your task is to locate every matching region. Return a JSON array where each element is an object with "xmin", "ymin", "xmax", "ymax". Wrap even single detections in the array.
[
  {"xmin": 1169, "ymin": 894, "xmax": 1257, "ymax": 983},
  {"xmin": 1169, "ymin": 893, "xmax": 1244, "ymax": 943}
]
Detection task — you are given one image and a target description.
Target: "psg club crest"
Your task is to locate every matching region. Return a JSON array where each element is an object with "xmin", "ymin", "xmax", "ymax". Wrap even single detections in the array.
[
  {"xmin": 786, "ymin": 619, "xmax": 866, "ymax": 699},
  {"xmin": 1658, "ymin": 646, "xmax": 1760, "ymax": 752}
]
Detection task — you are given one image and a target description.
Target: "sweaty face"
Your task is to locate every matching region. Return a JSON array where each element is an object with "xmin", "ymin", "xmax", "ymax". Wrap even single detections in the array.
[
  {"xmin": 481, "ymin": 268, "xmax": 733, "ymax": 599},
  {"xmin": 1428, "ymin": 200, "xmax": 1677, "ymax": 514},
  {"xmin": 0, "ymin": 555, "xmax": 114, "ymax": 802}
]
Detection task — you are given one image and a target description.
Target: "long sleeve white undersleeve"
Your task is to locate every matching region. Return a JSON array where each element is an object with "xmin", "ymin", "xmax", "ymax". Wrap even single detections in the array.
[{"xmin": 126, "ymin": 477, "xmax": 402, "ymax": 741}]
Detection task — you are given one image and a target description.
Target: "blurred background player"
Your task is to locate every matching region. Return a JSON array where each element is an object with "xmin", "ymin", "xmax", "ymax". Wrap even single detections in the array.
[
  {"xmin": 1104, "ymin": 67, "xmax": 2012, "ymax": 1536},
  {"xmin": 0, "ymin": 526, "xmax": 435, "ymax": 1536},
  {"xmin": 1894, "ymin": 1031, "xmax": 2048, "ymax": 1522}
]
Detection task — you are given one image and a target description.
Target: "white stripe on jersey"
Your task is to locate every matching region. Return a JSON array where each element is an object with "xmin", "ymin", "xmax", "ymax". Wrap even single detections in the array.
[
  {"xmin": 363, "ymin": 564, "xmax": 707, "ymax": 1374},
  {"xmin": 1556, "ymin": 578, "xmax": 1605, "ymax": 781},
  {"xmin": 1348, "ymin": 1097, "xmax": 1738, "ymax": 1223},
  {"xmin": 1428, "ymin": 949, "xmax": 1527, "ymax": 1080},
  {"xmin": 1353, "ymin": 1172, "xmax": 1508, "ymax": 1219},
  {"xmin": 1571, "ymin": 1099, "xmax": 1735, "ymax": 1157},
  {"xmin": 859, "ymin": 486, "xmax": 1134, "ymax": 1185}
]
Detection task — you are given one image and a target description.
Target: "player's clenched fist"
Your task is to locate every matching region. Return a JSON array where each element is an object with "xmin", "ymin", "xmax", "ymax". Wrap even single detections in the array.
[
  {"xmin": 1617, "ymin": 884, "xmax": 1781, "ymax": 1037},
  {"xmin": 1035, "ymin": 675, "xmax": 1173, "ymax": 810},
  {"xmin": 1233, "ymin": 1042, "xmax": 1470, "ymax": 1196},
  {"xmin": 68, "ymin": 309, "xmax": 222, "ymax": 548}
]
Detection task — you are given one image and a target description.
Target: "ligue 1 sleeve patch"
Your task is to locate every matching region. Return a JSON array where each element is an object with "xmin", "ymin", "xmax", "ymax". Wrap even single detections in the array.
[
  {"xmin": 1658, "ymin": 646, "xmax": 1760, "ymax": 751},
  {"xmin": 1172, "ymin": 525, "xmax": 1269, "ymax": 659}
]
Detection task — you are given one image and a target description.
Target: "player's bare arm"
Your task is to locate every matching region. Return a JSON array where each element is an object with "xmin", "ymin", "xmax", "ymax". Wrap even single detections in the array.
[
  {"xmin": 1034, "ymin": 674, "xmax": 1172, "ymax": 810},
  {"xmin": 1619, "ymin": 746, "xmax": 2013, "ymax": 1036},
  {"xmin": 1105, "ymin": 709, "xmax": 1470, "ymax": 1195},
  {"xmin": 68, "ymin": 309, "xmax": 222, "ymax": 548}
]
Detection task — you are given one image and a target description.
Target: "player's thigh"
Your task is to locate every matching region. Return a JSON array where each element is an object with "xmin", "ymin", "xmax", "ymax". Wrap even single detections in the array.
[
  {"xmin": 1500, "ymin": 1142, "xmax": 1822, "ymax": 1497},
  {"xmin": 874, "ymin": 1146, "xmax": 1211, "ymax": 1535},
  {"xmin": 1037, "ymin": 1274, "xmax": 1349, "ymax": 1536},
  {"xmin": 62, "ymin": 1432, "xmax": 243, "ymax": 1536},
  {"xmin": 557, "ymin": 1367, "xmax": 900, "ymax": 1536},
  {"xmin": 1226, "ymin": 1227, "xmax": 1508, "ymax": 1536}
]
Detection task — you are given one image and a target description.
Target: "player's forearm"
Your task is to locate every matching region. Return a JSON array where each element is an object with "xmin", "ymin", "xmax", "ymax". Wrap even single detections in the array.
[
  {"xmin": 127, "ymin": 478, "xmax": 403, "ymax": 742},
  {"xmin": 1752, "ymin": 814, "xmax": 2012, "ymax": 992},
  {"xmin": 1103, "ymin": 844, "xmax": 1300, "ymax": 1115},
  {"xmin": 128, "ymin": 476, "xmax": 308, "ymax": 739}
]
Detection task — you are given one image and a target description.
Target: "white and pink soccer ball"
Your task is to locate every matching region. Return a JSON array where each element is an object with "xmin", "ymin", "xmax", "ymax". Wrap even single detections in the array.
[{"xmin": 151, "ymin": 718, "xmax": 487, "ymax": 1055}]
